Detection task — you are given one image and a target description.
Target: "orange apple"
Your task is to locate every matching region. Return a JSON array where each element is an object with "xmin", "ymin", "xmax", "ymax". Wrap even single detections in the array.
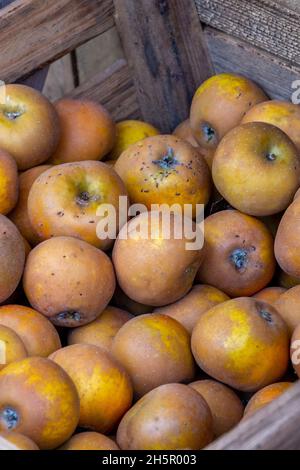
[{"xmin": 48, "ymin": 98, "xmax": 116, "ymax": 164}]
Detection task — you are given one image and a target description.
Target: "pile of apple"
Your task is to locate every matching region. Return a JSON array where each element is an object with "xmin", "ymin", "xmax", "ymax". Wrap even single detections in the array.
[{"xmin": 0, "ymin": 74, "xmax": 300, "ymax": 450}]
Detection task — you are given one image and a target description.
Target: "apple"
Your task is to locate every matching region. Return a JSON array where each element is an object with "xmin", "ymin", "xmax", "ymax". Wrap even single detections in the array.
[
  {"xmin": 190, "ymin": 73, "xmax": 267, "ymax": 151},
  {"xmin": 48, "ymin": 98, "xmax": 116, "ymax": 164},
  {"xmin": 27, "ymin": 160, "xmax": 128, "ymax": 250},
  {"xmin": 0, "ymin": 85, "xmax": 60, "ymax": 170},
  {"xmin": 212, "ymin": 122, "xmax": 300, "ymax": 216}
]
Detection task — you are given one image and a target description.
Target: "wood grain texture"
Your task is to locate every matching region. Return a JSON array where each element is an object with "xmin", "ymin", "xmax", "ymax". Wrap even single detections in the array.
[
  {"xmin": 205, "ymin": 27, "xmax": 300, "ymax": 101},
  {"xmin": 68, "ymin": 59, "xmax": 140, "ymax": 122},
  {"xmin": 114, "ymin": 0, "xmax": 213, "ymax": 132},
  {"xmin": 196, "ymin": 0, "xmax": 300, "ymax": 67},
  {"xmin": 206, "ymin": 380, "xmax": 300, "ymax": 450},
  {"xmin": 0, "ymin": 0, "xmax": 114, "ymax": 82}
]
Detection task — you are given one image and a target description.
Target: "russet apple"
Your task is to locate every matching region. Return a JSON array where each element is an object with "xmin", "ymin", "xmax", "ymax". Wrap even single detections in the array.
[
  {"xmin": 0, "ymin": 357, "xmax": 80, "ymax": 449},
  {"xmin": 48, "ymin": 98, "xmax": 116, "ymax": 164},
  {"xmin": 190, "ymin": 73, "xmax": 267, "ymax": 151},
  {"xmin": 114, "ymin": 135, "xmax": 211, "ymax": 217},
  {"xmin": 112, "ymin": 211, "xmax": 204, "ymax": 306},
  {"xmin": 242, "ymin": 100, "xmax": 300, "ymax": 153},
  {"xmin": 0, "ymin": 85, "xmax": 60, "ymax": 170},
  {"xmin": 0, "ymin": 150, "xmax": 18, "ymax": 215},
  {"xmin": 0, "ymin": 216, "xmax": 25, "ymax": 304},
  {"xmin": 9, "ymin": 164, "xmax": 52, "ymax": 245},
  {"xmin": 27, "ymin": 161, "xmax": 128, "ymax": 250},
  {"xmin": 212, "ymin": 122, "xmax": 300, "ymax": 216},
  {"xmin": 23, "ymin": 236, "xmax": 116, "ymax": 327},
  {"xmin": 196, "ymin": 210, "xmax": 275, "ymax": 297}
]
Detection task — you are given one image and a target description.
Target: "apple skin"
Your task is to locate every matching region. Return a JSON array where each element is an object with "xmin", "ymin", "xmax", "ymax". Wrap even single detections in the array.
[
  {"xmin": 9, "ymin": 164, "xmax": 52, "ymax": 245},
  {"xmin": 0, "ymin": 150, "xmax": 18, "ymax": 215},
  {"xmin": 212, "ymin": 122, "xmax": 300, "ymax": 216},
  {"xmin": 48, "ymin": 98, "xmax": 116, "ymax": 164},
  {"xmin": 173, "ymin": 119, "xmax": 215, "ymax": 169},
  {"xmin": 27, "ymin": 160, "xmax": 128, "ymax": 250},
  {"xmin": 190, "ymin": 73, "xmax": 267, "ymax": 151},
  {"xmin": 0, "ymin": 357, "xmax": 80, "ymax": 450},
  {"xmin": 0, "ymin": 216, "xmax": 25, "ymax": 304},
  {"xmin": 114, "ymin": 134, "xmax": 211, "ymax": 218},
  {"xmin": 242, "ymin": 100, "xmax": 300, "ymax": 153},
  {"xmin": 0, "ymin": 85, "xmax": 60, "ymax": 170},
  {"xmin": 23, "ymin": 236, "xmax": 116, "ymax": 327}
]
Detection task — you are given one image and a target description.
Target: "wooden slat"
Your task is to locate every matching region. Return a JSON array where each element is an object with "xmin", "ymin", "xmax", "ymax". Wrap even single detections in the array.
[
  {"xmin": 205, "ymin": 380, "xmax": 300, "ymax": 450},
  {"xmin": 68, "ymin": 59, "xmax": 141, "ymax": 122},
  {"xmin": 114, "ymin": 0, "xmax": 213, "ymax": 132},
  {"xmin": 0, "ymin": 0, "xmax": 114, "ymax": 82},
  {"xmin": 195, "ymin": 0, "xmax": 300, "ymax": 67},
  {"xmin": 205, "ymin": 27, "xmax": 300, "ymax": 101}
]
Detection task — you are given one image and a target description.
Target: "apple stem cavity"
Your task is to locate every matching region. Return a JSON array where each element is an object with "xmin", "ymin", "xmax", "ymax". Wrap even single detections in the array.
[
  {"xmin": 153, "ymin": 147, "xmax": 179, "ymax": 169},
  {"xmin": 230, "ymin": 248, "xmax": 248, "ymax": 271},
  {"xmin": 259, "ymin": 309, "xmax": 273, "ymax": 323},
  {"xmin": 266, "ymin": 152, "xmax": 276, "ymax": 162},
  {"xmin": 56, "ymin": 310, "xmax": 81, "ymax": 322},
  {"xmin": 0, "ymin": 407, "xmax": 19, "ymax": 430},
  {"xmin": 76, "ymin": 191, "xmax": 100, "ymax": 207},
  {"xmin": 202, "ymin": 123, "xmax": 216, "ymax": 143}
]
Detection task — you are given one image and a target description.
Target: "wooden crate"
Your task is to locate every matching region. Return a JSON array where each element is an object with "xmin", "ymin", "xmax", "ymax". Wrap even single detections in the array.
[{"xmin": 0, "ymin": 0, "xmax": 300, "ymax": 450}]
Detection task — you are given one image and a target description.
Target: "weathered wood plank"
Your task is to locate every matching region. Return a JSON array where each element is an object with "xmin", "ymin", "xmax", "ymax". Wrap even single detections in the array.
[
  {"xmin": 0, "ymin": 0, "xmax": 114, "ymax": 83},
  {"xmin": 205, "ymin": 380, "xmax": 300, "ymax": 450},
  {"xmin": 76, "ymin": 26, "xmax": 124, "ymax": 84},
  {"xmin": 43, "ymin": 54, "xmax": 75, "ymax": 102},
  {"xmin": 114, "ymin": 0, "xmax": 213, "ymax": 132},
  {"xmin": 196, "ymin": 0, "xmax": 300, "ymax": 67},
  {"xmin": 68, "ymin": 59, "xmax": 140, "ymax": 122},
  {"xmin": 205, "ymin": 27, "xmax": 300, "ymax": 102}
]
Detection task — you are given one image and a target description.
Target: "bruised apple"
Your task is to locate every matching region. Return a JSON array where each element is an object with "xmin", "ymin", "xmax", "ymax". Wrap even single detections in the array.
[
  {"xmin": 109, "ymin": 119, "xmax": 159, "ymax": 160},
  {"xmin": 0, "ymin": 305, "xmax": 61, "ymax": 357},
  {"xmin": 117, "ymin": 383, "xmax": 213, "ymax": 450},
  {"xmin": 212, "ymin": 122, "xmax": 300, "ymax": 216},
  {"xmin": 9, "ymin": 164, "xmax": 51, "ymax": 245},
  {"xmin": 60, "ymin": 432, "xmax": 119, "ymax": 450},
  {"xmin": 0, "ymin": 216, "xmax": 25, "ymax": 304},
  {"xmin": 50, "ymin": 344, "xmax": 133, "ymax": 433},
  {"xmin": 27, "ymin": 161, "xmax": 127, "ymax": 250},
  {"xmin": 68, "ymin": 306, "xmax": 133, "ymax": 353},
  {"xmin": 112, "ymin": 211, "xmax": 204, "ymax": 306},
  {"xmin": 0, "ymin": 150, "xmax": 18, "ymax": 215},
  {"xmin": 242, "ymin": 100, "xmax": 300, "ymax": 153},
  {"xmin": 49, "ymin": 98, "xmax": 116, "ymax": 164},
  {"xmin": 190, "ymin": 73, "xmax": 267, "ymax": 151},
  {"xmin": 112, "ymin": 313, "xmax": 195, "ymax": 397},
  {"xmin": 0, "ymin": 325, "xmax": 27, "ymax": 370},
  {"xmin": 154, "ymin": 284, "xmax": 229, "ymax": 333},
  {"xmin": 196, "ymin": 210, "xmax": 275, "ymax": 297},
  {"xmin": 114, "ymin": 135, "xmax": 211, "ymax": 216},
  {"xmin": 191, "ymin": 297, "xmax": 289, "ymax": 391},
  {"xmin": 0, "ymin": 85, "xmax": 60, "ymax": 170},
  {"xmin": 23, "ymin": 237, "xmax": 115, "ymax": 327},
  {"xmin": 0, "ymin": 357, "xmax": 80, "ymax": 449}
]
